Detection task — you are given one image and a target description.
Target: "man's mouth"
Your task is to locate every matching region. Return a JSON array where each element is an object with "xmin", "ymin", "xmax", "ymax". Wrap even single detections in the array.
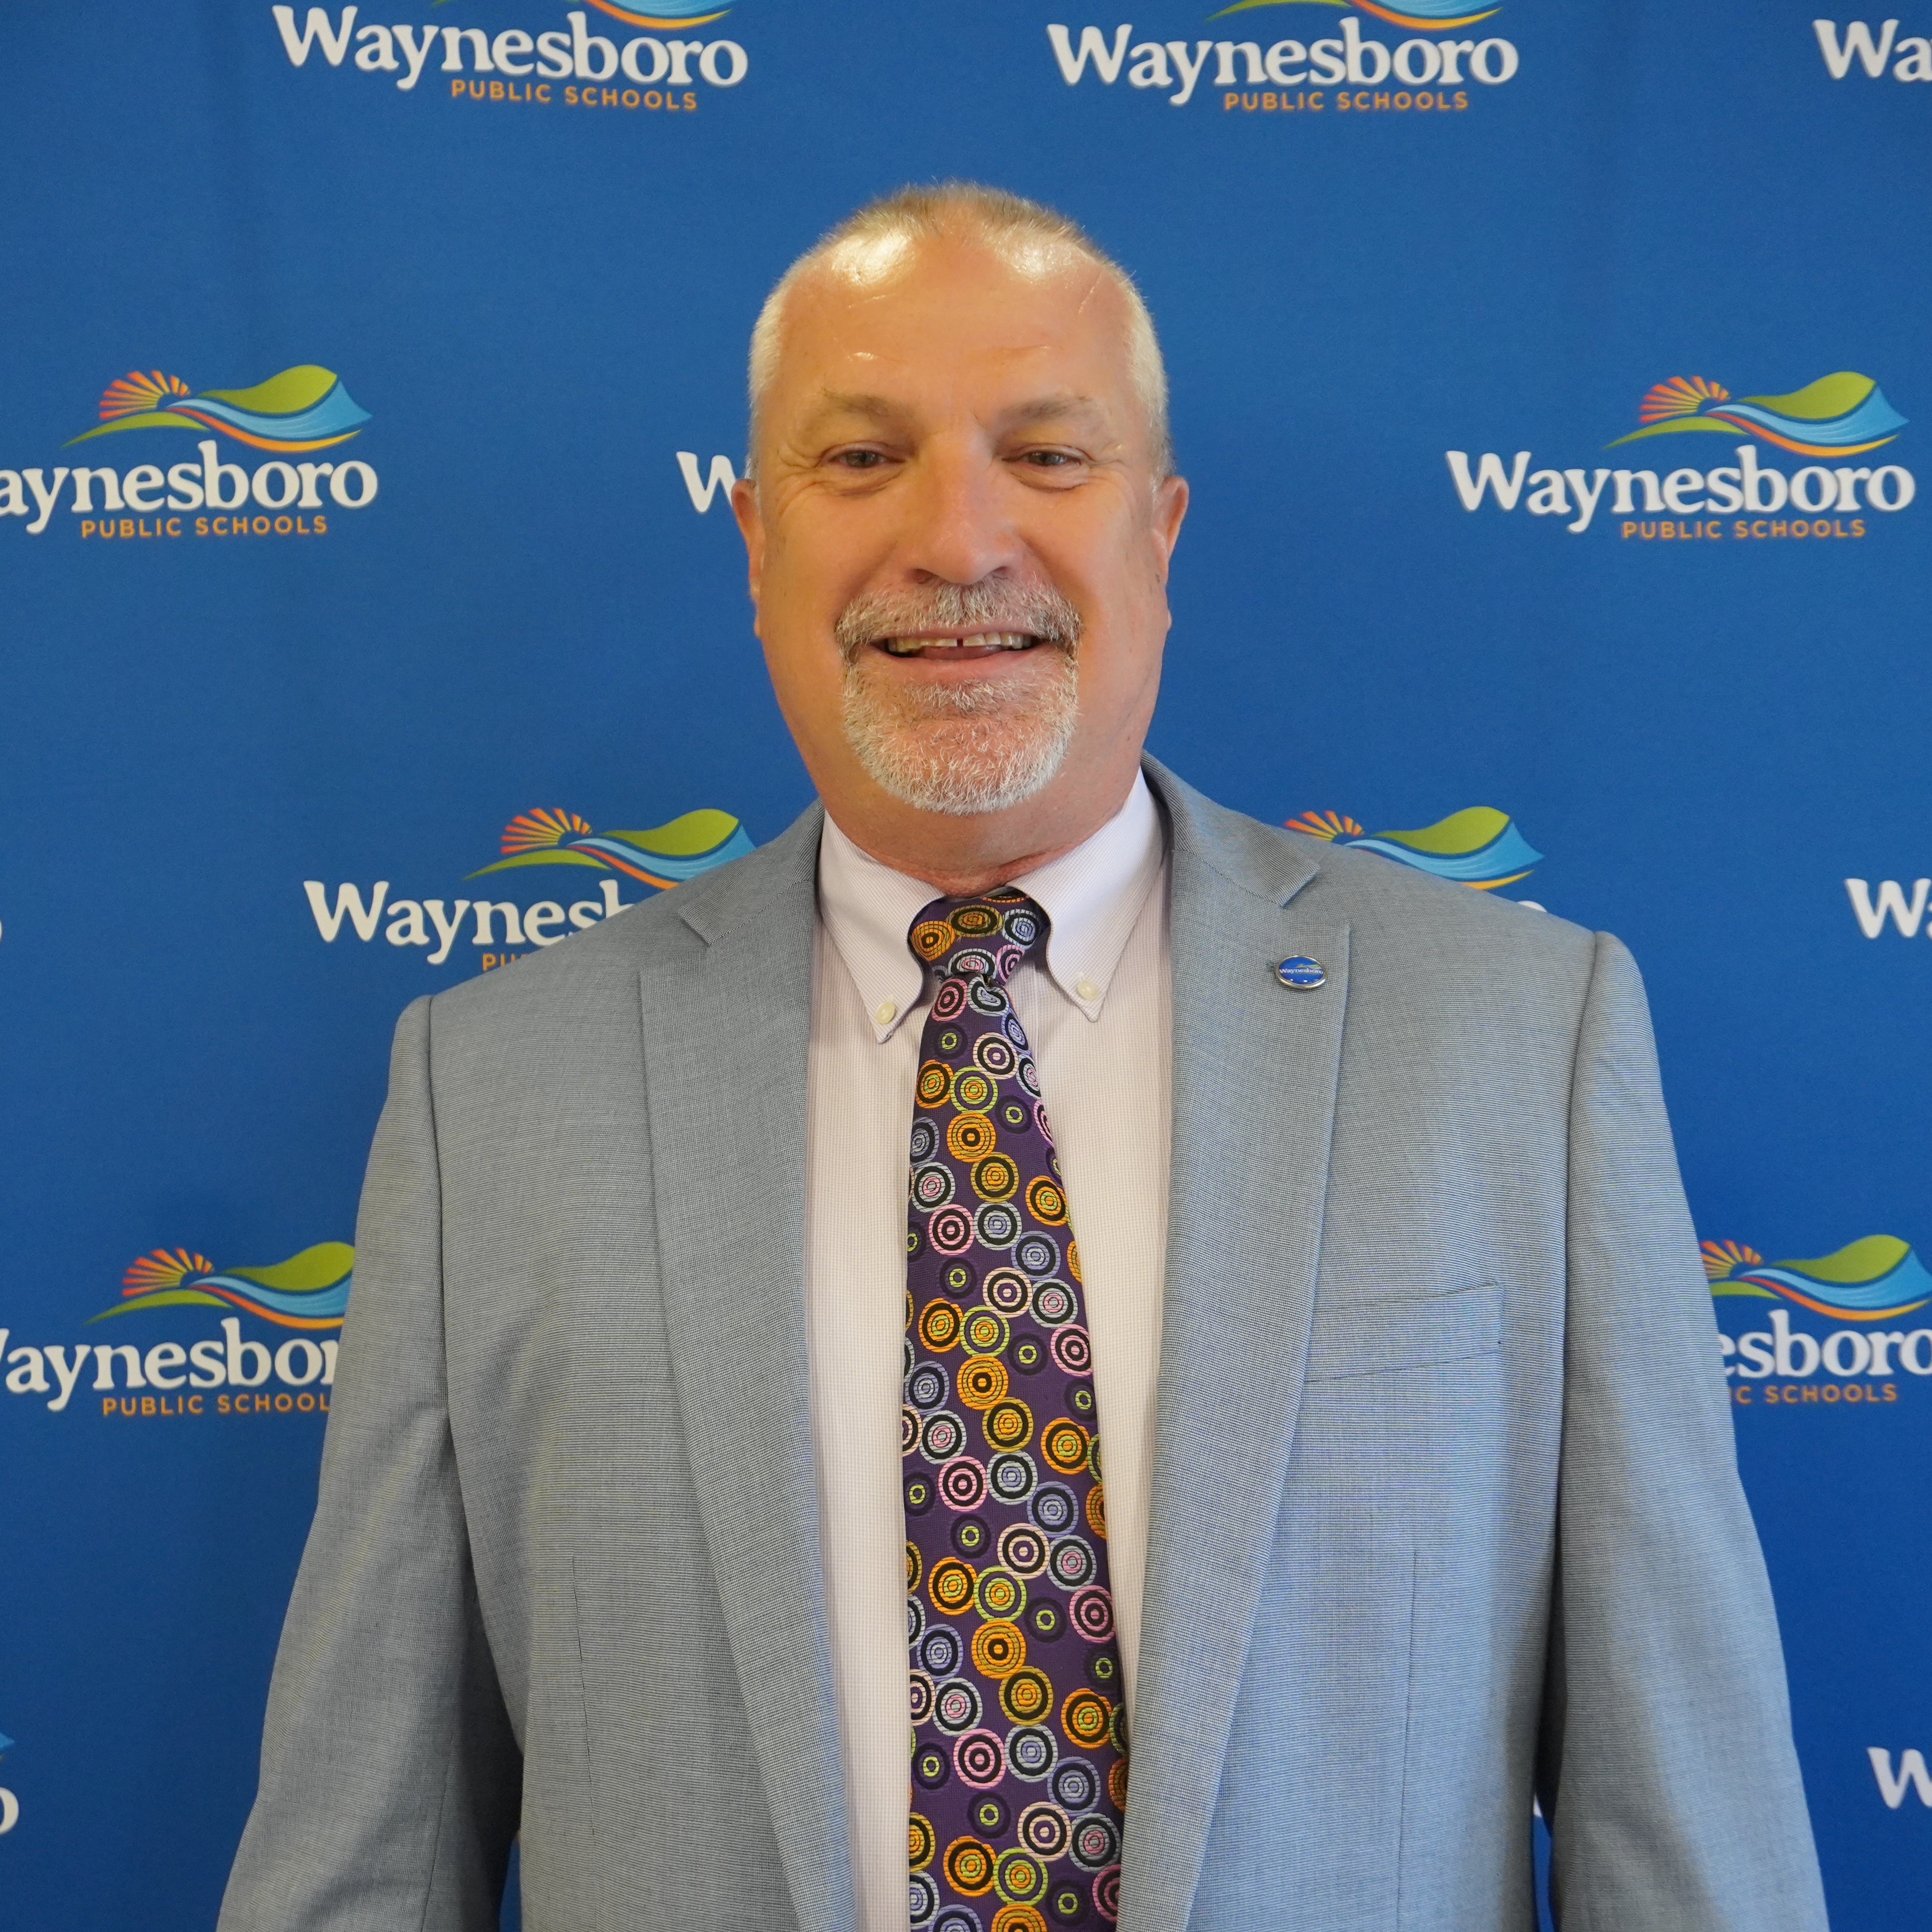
[{"xmin": 878, "ymin": 633, "xmax": 1039, "ymax": 659}]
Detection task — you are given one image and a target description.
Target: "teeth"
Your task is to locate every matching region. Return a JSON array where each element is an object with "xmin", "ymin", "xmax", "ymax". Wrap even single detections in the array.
[{"xmin": 881, "ymin": 634, "xmax": 1035, "ymax": 655}]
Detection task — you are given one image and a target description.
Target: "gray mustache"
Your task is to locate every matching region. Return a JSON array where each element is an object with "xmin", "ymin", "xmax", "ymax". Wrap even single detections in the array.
[{"xmin": 834, "ymin": 579, "xmax": 1083, "ymax": 656}]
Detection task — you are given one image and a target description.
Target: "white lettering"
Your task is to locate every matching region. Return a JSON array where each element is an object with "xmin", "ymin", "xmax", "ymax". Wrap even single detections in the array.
[
  {"xmin": 423, "ymin": 898, "xmax": 472, "ymax": 966},
  {"xmin": 677, "ymin": 451, "xmax": 737, "ymax": 512},
  {"xmin": 472, "ymin": 901, "xmax": 526, "ymax": 946},
  {"xmin": 384, "ymin": 900, "xmax": 430, "ymax": 948},
  {"xmin": 623, "ymin": 35, "xmax": 668, "ymax": 81},
  {"xmin": 1771, "ymin": 1308, "xmax": 1820, "ymax": 1377},
  {"xmin": 1469, "ymin": 37, "xmax": 1519, "ymax": 83},
  {"xmin": 21, "ymin": 468, "xmax": 69, "ymax": 535},
  {"xmin": 43, "ymin": 1345, "xmax": 92, "ymax": 1411},
  {"xmin": 1867, "ymin": 464, "xmax": 1915, "ymax": 510},
  {"xmin": 143, "ymin": 1341, "xmax": 188, "ymax": 1390},
  {"xmin": 391, "ymin": 23, "xmax": 438, "ymax": 89},
  {"xmin": 275, "ymin": 1338, "xmax": 325, "ymax": 1386},
  {"xmin": 92, "ymin": 1343, "xmax": 147, "ymax": 1391},
  {"xmin": 5, "ymin": 1346, "xmax": 50, "ymax": 1396},
  {"xmin": 1821, "ymin": 1329, "xmax": 1872, "ymax": 1376},
  {"xmin": 699, "ymin": 39, "xmax": 747, "ymax": 85},
  {"xmin": 271, "ymin": 4, "xmax": 358, "ymax": 67},
  {"xmin": 1445, "ymin": 450, "xmax": 1532, "ymax": 511},
  {"xmin": 354, "ymin": 22, "xmax": 398, "ymax": 71},
  {"xmin": 304, "ymin": 880, "xmax": 389, "ymax": 942},
  {"xmin": 1524, "ymin": 470, "xmax": 1571, "ymax": 518},
  {"xmin": 1341, "ymin": 16, "xmax": 1390, "ymax": 83},
  {"xmin": 1164, "ymin": 39, "xmax": 1212, "ymax": 104},
  {"xmin": 223, "ymin": 1317, "xmax": 271, "ymax": 1389},
  {"xmin": 1046, "ymin": 23, "xmax": 1134, "ymax": 85},
  {"xmin": 1844, "ymin": 877, "xmax": 1929, "ymax": 938},
  {"xmin": 1813, "ymin": 17, "xmax": 1900, "ymax": 77},
  {"xmin": 327, "ymin": 460, "xmax": 378, "ymax": 507},
  {"xmin": 1213, "ymin": 41, "xmax": 1264, "ymax": 85},
  {"xmin": 1868, "ymin": 1746, "xmax": 1932, "ymax": 1807},
  {"xmin": 1563, "ymin": 467, "xmax": 1612, "ymax": 532},
  {"xmin": 569, "ymin": 10, "xmax": 618, "ymax": 79}
]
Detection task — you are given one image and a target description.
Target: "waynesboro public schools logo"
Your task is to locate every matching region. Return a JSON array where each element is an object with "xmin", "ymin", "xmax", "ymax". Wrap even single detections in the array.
[
  {"xmin": 1448, "ymin": 369, "xmax": 1914, "ymax": 539},
  {"xmin": 274, "ymin": 6, "xmax": 749, "ymax": 113},
  {"xmin": 306, "ymin": 805, "xmax": 753, "ymax": 968},
  {"xmin": 1286, "ymin": 806, "xmax": 1543, "ymax": 892},
  {"xmin": 2, "ymin": 1242, "xmax": 350, "ymax": 1419},
  {"xmin": 0, "ymin": 364, "xmax": 377, "ymax": 540},
  {"xmin": 1048, "ymin": 2, "xmax": 1520, "ymax": 115},
  {"xmin": 1708, "ymin": 1234, "xmax": 1932, "ymax": 1405}
]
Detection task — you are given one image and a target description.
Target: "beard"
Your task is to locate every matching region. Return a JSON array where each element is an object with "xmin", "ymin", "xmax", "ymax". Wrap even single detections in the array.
[{"xmin": 833, "ymin": 579, "xmax": 1084, "ymax": 816}]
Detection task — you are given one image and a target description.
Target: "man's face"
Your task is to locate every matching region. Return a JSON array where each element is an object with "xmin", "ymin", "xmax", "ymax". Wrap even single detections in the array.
[{"xmin": 734, "ymin": 234, "xmax": 1187, "ymax": 835}]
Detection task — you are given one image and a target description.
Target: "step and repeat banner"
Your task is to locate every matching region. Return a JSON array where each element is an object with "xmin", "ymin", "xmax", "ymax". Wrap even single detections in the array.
[{"xmin": 1, "ymin": 0, "xmax": 1926, "ymax": 1925}]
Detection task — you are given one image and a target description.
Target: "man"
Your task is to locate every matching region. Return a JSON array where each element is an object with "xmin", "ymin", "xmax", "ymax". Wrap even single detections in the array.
[{"xmin": 221, "ymin": 185, "xmax": 1828, "ymax": 1932}]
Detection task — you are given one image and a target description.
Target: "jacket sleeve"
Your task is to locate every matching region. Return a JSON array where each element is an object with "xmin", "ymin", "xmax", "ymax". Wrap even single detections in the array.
[
  {"xmin": 219, "ymin": 994, "xmax": 522, "ymax": 1932},
  {"xmin": 1538, "ymin": 932, "xmax": 1828, "ymax": 1931}
]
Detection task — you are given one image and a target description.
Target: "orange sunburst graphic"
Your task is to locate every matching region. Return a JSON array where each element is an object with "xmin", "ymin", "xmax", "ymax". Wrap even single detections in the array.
[
  {"xmin": 1284, "ymin": 810, "xmax": 1365, "ymax": 841},
  {"xmin": 1639, "ymin": 376, "xmax": 1729, "ymax": 425},
  {"xmin": 122, "ymin": 1247, "xmax": 215, "ymax": 1296},
  {"xmin": 97, "ymin": 371, "xmax": 191, "ymax": 422},
  {"xmin": 499, "ymin": 808, "xmax": 595, "ymax": 855},
  {"xmin": 1701, "ymin": 1238, "xmax": 1762, "ymax": 1280}
]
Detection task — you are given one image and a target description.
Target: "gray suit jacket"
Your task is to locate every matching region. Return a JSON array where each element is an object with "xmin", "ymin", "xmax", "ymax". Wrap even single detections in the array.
[{"xmin": 220, "ymin": 760, "xmax": 1828, "ymax": 1932}]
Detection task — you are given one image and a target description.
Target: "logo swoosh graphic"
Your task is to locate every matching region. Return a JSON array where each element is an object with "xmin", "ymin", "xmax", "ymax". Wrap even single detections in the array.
[
  {"xmin": 1609, "ymin": 371, "xmax": 1907, "ymax": 458},
  {"xmin": 68, "ymin": 366, "xmax": 371, "ymax": 452},
  {"xmin": 469, "ymin": 807, "xmax": 754, "ymax": 888},
  {"xmin": 93, "ymin": 1242, "xmax": 354, "ymax": 1330},
  {"xmin": 1704, "ymin": 1236, "xmax": 1932, "ymax": 1321},
  {"xmin": 1285, "ymin": 806, "xmax": 1542, "ymax": 889}
]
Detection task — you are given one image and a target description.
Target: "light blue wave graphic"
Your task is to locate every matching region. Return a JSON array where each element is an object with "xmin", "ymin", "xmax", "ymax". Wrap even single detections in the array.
[
  {"xmin": 1346, "ymin": 823, "xmax": 1544, "ymax": 884},
  {"xmin": 1719, "ymin": 389, "xmax": 1907, "ymax": 449},
  {"xmin": 184, "ymin": 387, "xmax": 372, "ymax": 443},
  {"xmin": 1747, "ymin": 1250, "xmax": 1932, "ymax": 1312},
  {"xmin": 569, "ymin": 828, "xmax": 755, "ymax": 881},
  {"xmin": 199, "ymin": 1270, "xmax": 352, "ymax": 1320}
]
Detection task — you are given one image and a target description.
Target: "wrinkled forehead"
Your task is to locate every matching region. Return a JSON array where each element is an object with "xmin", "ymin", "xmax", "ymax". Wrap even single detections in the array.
[{"xmin": 769, "ymin": 236, "xmax": 1140, "ymax": 431}]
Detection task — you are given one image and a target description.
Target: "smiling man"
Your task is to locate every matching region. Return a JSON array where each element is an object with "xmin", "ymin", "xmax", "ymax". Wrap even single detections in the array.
[{"xmin": 221, "ymin": 186, "xmax": 1827, "ymax": 1932}]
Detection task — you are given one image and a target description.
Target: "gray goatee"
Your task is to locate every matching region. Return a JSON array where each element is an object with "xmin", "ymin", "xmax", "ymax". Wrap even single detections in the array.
[{"xmin": 834, "ymin": 580, "xmax": 1083, "ymax": 816}]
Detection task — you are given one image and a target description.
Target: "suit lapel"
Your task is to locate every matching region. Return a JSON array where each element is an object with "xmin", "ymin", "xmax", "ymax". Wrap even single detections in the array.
[
  {"xmin": 637, "ymin": 805, "xmax": 857, "ymax": 1932},
  {"xmin": 1121, "ymin": 765, "xmax": 1350, "ymax": 1932}
]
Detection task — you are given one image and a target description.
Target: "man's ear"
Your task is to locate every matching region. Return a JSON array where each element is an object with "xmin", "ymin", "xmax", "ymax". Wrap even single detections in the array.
[
  {"xmin": 1151, "ymin": 473, "xmax": 1189, "ymax": 581},
  {"xmin": 730, "ymin": 474, "xmax": 765, "ymax": 618}
]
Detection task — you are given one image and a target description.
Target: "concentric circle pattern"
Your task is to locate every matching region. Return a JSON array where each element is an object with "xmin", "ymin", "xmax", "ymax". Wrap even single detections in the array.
[{"xmin": 904, "ymin": 890, "xmax": 1126, "ymax": 1928}]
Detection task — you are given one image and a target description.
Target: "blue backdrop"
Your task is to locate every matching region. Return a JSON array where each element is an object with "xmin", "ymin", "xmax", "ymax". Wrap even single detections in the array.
[{"xmin": 2, "ymin": 0, "xmax": 1927, "ymax": 1924}]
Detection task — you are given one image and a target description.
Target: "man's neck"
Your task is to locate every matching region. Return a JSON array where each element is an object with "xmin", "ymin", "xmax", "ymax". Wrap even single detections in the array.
[{"xmin": 824, "ymin": 765, "xmax": 1143, "ymax": 896}]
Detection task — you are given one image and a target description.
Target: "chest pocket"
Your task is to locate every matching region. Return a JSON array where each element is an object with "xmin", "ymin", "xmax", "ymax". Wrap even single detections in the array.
[{"xmin": 1304, "ymin": 1281, "xmax": 1503, "ymax": 1382}]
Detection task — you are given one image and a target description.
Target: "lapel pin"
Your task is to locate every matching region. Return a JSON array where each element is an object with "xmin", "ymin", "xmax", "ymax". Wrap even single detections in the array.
[{"xmin": 1274, "ymin": 954, "xmax": 1326, "ymax": 990}]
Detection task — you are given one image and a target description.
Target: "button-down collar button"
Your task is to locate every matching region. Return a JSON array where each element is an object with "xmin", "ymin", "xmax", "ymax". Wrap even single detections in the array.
[
  {"xmin": 1075, "ymin": 977, "xmax": 1099, "ymax": 1003},
  {"xmin": 875, "ymin": 1000, "xmax": 897, "ymax": 1027}
]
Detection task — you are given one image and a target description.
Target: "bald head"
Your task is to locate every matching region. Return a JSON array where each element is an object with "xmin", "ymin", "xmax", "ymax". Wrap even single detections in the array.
[{"xmin": 746, "ymin": 183, "xmax": 1171, "ymax": 481}]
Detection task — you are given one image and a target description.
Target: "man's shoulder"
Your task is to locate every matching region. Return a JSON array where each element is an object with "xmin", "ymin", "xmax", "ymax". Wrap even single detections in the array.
[
  {"xmin": 421, "ymin": 797, "xmax": 821, "ymax": 1030},
  {"xmin": 1155, "ymin": 762, "xmax": 1601, "ymax": 991}
]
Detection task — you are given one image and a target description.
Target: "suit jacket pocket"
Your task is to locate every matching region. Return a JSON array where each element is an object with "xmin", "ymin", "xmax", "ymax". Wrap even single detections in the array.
[{"xmin": 1304, "ymin": 1282, "xmax": 1502, "ymax": 1381}]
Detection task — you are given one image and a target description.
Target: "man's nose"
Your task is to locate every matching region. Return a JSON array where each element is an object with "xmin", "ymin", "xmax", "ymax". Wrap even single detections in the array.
[{"xmin": 897, "ymin": 439, "xmax": 1024, "ymax": 585}]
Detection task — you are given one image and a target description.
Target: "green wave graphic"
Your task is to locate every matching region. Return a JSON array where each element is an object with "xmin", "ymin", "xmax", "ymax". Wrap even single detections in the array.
[
  {"xmin": 603, "ymin": 808, "xmax": 743, "ymax": 857},
  {"xmin": 226, "ymin": 1240, "xmax": 354, "ymax": 1292},
  {"xmin": 1739, "ymin": 372, "xmax": 1875, "ymax": 421}
]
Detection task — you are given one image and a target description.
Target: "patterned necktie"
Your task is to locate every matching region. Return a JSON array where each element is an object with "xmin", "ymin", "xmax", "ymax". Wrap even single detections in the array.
[{"xmin": 902, "ymin": 889, "xmax": 1127, "ymax": 1932}]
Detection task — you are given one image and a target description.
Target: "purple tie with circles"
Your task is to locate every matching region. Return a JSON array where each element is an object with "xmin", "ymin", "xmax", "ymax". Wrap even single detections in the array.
[{"xmin": 902, "ymin": 888, "xmax": 1126, "ymax": 1932}]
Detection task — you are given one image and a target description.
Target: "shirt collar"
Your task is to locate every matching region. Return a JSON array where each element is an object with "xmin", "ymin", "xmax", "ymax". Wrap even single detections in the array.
[{"xmin": 816, "ymin": 771, "xmax": 1166, "ymax": 1043}]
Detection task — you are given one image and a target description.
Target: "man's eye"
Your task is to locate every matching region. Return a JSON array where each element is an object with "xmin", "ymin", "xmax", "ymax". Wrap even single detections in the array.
[
  {"xmin": 832, "ymin": 449, "xmax": 886, "ymax": 469},
  {"xmin": 1020, "ymin": 450, "xmax": 1078, "ymax": 468}
]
